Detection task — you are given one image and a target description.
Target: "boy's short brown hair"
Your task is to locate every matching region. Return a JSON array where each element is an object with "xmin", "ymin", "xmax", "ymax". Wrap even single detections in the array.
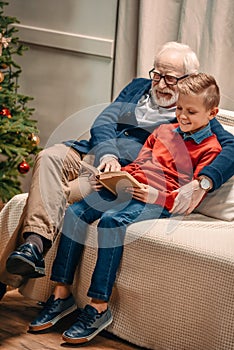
[{"xmin": 177, "ymin": 73, "xmax": 220, "ymax": 110}]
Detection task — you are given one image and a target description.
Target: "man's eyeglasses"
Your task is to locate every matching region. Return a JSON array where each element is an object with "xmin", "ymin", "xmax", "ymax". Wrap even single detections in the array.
[{"xmin": 149, "ymin": 68, "xmax": 188, "ymax": 86}]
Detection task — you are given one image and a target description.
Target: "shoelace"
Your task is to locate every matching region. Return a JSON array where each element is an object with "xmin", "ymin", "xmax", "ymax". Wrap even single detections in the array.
[
  {"xmin": 75, "ymin": 308, "xmax": 99, "ymax": 328},
  {"xmin": 38, "ymin": 296, "xmax": 59, "ymax": 315}
]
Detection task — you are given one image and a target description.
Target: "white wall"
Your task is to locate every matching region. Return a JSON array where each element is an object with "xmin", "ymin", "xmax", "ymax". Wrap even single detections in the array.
[{"xmin": 6, "ymin": 0, "xmax": 118, "ymax": 146}]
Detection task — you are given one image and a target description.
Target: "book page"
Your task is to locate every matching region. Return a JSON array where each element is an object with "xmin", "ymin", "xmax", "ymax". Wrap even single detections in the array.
[{"xmin": 80, "ymin": 161, "xmax": 99, "ymax": 176}]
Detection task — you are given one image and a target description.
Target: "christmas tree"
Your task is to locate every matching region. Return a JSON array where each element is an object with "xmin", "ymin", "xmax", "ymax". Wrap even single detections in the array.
[{"xmin": 0, "ymin": 1, "xmax": 40, "ymax": 203}]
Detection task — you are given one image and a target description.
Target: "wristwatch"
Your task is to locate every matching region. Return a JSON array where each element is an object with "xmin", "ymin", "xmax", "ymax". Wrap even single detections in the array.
[{"xmin": 198, "ymin": 176, "xmax": 213, "ymax": 191}]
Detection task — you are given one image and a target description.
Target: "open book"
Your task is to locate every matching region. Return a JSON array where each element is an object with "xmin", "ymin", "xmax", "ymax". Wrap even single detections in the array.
[{"xmin": 81, "ymin": 161, "xmax": 143, "ymax": 195}]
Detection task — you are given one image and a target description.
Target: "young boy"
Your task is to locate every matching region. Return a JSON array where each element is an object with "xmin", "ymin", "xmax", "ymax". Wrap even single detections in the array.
[{"xmin": 27, "ymin": 73, "xmax": 222, "ymax": 344}]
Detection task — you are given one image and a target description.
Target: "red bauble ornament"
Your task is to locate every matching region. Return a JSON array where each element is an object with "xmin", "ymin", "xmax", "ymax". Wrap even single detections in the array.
[
  {"xmin": 0, "ymin": 107, "xmax": 11, "ymax": 118},
  {"xmin": 18, "ymin": 160, "xmax": 30, "ymax": 174}
]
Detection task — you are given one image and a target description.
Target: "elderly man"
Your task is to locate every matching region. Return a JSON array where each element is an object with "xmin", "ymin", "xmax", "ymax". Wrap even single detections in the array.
[{"xmin": 4, "ymin": 42, "xmax": 234, "ymax": 285}]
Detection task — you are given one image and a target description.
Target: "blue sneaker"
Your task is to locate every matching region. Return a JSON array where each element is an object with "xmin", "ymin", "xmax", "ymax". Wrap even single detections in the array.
[
  {"xmin": 6, "ymin": 243, "xmax": 45, "ymax": 278},
  {"xmin": 62, "ymin": 304, "xmax": 113, "ymax": 344},
  {"xmin": 29, "ymin": 294, "xmax": 77, "ymax": 331}
]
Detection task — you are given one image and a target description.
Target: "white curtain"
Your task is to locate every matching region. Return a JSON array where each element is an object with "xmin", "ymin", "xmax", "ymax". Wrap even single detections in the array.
[{"xmin": 113, "ymin": 0, "xmax": 234, "ymax": 110}]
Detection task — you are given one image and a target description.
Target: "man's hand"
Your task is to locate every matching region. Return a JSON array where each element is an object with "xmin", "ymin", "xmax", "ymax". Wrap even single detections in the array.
[
  {"xmin": 97, "ymin": 156, "xmax": 121, "ymax": 172},
  {"xmin": 170, "ymin": 179, "xmax": 206, "ymax": 215},
  {"xmin": 125, "ymin": 184, "xmax": 159, "ymax": 204}
]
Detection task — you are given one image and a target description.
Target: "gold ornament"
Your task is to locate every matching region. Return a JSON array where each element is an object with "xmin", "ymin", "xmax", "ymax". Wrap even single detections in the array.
[
  {"xmin": 0, "ymin": 71, "xmax": 4, "ymax": 83},
  {"xmin": 29, "ymin": 133, "xmax": 40, "ymax": 145}
]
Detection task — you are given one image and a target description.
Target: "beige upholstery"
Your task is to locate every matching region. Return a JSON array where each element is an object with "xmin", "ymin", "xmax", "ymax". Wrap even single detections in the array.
[{"xmin": 0, "ymin": 110, "xmax": 234, "ymax": 350}]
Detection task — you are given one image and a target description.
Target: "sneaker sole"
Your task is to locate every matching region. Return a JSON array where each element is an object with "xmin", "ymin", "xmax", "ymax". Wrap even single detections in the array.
[
  {"xmin": 6, "ymin": 255, "xmax": 45, "ymax": 278},
  {"xmin": 29, "ymin": 304, "xmax": 77, "ymax": 331},
  {"xmin": 62, "ymin": 315, "xmax": 113, "ymax": 344}
]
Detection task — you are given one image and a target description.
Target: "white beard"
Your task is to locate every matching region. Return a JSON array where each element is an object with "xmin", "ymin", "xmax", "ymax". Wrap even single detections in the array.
[{"xmin": 151, "ymin": 88, "xmax": 179, "ymax": 108}]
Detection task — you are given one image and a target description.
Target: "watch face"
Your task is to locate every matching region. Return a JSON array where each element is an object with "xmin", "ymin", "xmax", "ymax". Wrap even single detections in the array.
[{"xmin": 200, "ymin": 178, "xmax": 211, "ymax": 190}]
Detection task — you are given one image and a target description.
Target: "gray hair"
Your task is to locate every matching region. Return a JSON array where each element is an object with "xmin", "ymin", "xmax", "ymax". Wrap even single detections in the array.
[{"xmin": 154, "ymin": 41, "xmax": 200, "ymax": 74}]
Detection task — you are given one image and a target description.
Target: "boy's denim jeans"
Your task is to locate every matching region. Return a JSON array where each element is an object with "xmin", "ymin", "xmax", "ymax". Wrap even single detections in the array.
[{"xmin": 51, "ymin": 188, "xmax": 170, "ymax": 301}]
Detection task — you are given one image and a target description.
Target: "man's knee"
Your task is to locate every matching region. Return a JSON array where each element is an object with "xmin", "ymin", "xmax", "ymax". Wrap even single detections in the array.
[
  {"xmin": 35, "ymin": 143, "xmax": 69, "ymax": 165},
  {"xmin": 68, "ymin": 176, "xmax": 92, "ymax": 203}
]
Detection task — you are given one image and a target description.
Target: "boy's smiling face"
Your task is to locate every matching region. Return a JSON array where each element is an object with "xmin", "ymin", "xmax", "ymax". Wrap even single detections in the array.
[{"xmin": 176, "ymin": 93, "xmax": 218, "ymax": 134}]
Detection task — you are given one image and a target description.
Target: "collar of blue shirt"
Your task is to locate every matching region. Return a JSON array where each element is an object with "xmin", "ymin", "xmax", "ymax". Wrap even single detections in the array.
[{"xmin": 174, "ymin": 123, "xmax": 213, "ymax": 144}]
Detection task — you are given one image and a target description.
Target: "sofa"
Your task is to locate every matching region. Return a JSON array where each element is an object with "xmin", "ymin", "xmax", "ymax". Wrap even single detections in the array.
[{"xmin": 0, "ymin": 110, "xmax": 234, "ymax": 350}]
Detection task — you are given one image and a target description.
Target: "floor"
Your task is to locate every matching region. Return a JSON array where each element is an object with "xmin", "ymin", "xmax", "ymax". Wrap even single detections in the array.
[{"xmin": 0, "ymin": 289, "xmax": 145, "ymax": 350}]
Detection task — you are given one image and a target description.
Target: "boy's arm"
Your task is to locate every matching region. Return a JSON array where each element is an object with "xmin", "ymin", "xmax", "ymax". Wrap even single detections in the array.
[{"xmin": 171, "ymin": 144, "xmax": 222, "ymax": 215}]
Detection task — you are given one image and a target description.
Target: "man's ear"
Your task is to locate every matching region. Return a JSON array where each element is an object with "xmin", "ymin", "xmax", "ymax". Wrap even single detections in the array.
[{"xmin": 209, "ymin": 107, "xmax": 219, "ymax": 120}]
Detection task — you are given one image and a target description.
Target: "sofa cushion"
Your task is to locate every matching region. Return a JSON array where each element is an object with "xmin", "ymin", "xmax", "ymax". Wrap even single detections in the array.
[{"xmin": 195, "ymin": 112, "xmax": 234, "ymax": 221}]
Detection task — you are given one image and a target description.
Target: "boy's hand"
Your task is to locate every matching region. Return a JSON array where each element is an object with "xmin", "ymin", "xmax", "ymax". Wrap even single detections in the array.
[
  {"xmin": 170, "ymin": 180, "xmax": 206, "ymax": 214},
  {"xmin": 125, "ymin": 184, "xmax": 159, "ymax": 204},
  {"xmin": 97, "ymin": 156, "xmax": 121, "ymax": 172},
  {"xmin": 89, "ymin": 174, "xmax": 103, "ymax": 191}
]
